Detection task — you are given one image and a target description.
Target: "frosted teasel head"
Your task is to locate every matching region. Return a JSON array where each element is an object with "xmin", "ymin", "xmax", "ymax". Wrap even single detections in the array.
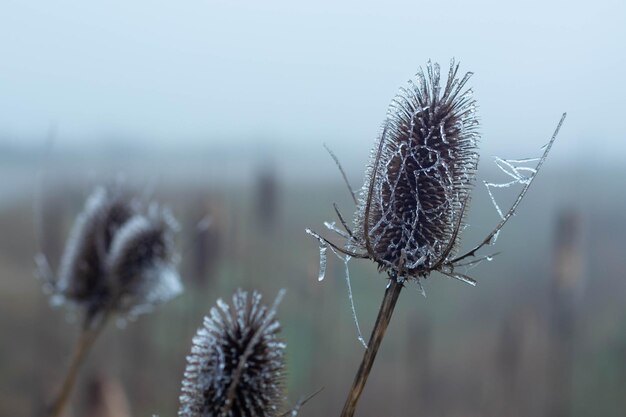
[
  {"xmin": 40, "ymin": 186, "xmax": 183, "ymax": 325},
  {"xmin": 307, "ymin": 59, "xmax": 566, "ymax": 287},
  {"xmin": 178, "ymin": 289, "xmax": 286, "ymax": 417},
  {"xmin": 52, "ymin": 187, "xmax": 135, "ymax": 308},
  {"xmin": 351, "ymin": 60, "xmax": 479, "ymax": 278},
  {"xmin": 106, "ymin": 202, "xmax": 183, "ymax": 319}
]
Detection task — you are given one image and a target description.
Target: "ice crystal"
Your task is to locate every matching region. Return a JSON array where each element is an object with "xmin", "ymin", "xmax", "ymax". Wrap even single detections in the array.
[{"xmin": 178, "ymin": 289, "xmax": 286, "ymax": 417}]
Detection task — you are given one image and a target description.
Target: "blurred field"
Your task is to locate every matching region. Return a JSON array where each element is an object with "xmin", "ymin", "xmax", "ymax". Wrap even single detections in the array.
[{"xmin": 1, "ymin": 150, "xmax": 625, "ymax": 417}]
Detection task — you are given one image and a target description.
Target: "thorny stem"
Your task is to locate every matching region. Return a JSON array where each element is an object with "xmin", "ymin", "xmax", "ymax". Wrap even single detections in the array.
[
  {"xmin": 340, "ymin": 279, "xmax": 403, "ymax": 417},
  {"xmin": 47, "ymin": 313, "xmax": 110, "ymax": 417}
]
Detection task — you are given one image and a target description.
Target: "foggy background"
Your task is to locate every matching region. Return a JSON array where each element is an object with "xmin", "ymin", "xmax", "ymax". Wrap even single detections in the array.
[{"xmin": 1, "ymin": 1, "xmax": 625, "ymax": 417}]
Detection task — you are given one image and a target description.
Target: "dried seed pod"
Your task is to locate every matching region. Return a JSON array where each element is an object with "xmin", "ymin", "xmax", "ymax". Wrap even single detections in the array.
[
  {"xmin": 107, "ymin": 204, "xmax": 182, "ymax": 318},
  {"xmin": 48, "ymin": 186, "xmax": 182, "ymax": 324},
  {"xmin": 55, "ymin": 187, "xmax": 135, "ymax": 313},
  {"xmin": 179, "ymin": 289, "xmax": 286, "ymax": 417},
  {"xmin": 304, "ymin": 59, "xmax": 565, "ymax": 417},
  {"xmin": 308, "ymin": 59, "xmax": 564, "ymax": 290},
  {"xmin": 351, "ymin": 60, "xmax": 479, "ymax": 278}
]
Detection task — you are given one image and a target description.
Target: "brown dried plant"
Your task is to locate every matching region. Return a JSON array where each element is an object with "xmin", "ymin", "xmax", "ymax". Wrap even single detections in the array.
[
  {"xmin": 307, "ymin": 59, "xmax": 566, "ymax": 417},
  {"xmin": 178, "ymin": 289, "xmax": 287, "ymax": 417},
  {"xmin": 37, "ymin": 185, "xmax": 183, "ymax": 417}
]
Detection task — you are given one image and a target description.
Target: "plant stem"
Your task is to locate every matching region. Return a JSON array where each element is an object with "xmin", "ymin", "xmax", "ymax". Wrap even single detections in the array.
[
  {"xmin": 48, "ymin": 315, "xmax": 109, "ymax": 417},
  {"xmin": 340, "ymin": 279, "xmax": 403, "ymax": 417}
]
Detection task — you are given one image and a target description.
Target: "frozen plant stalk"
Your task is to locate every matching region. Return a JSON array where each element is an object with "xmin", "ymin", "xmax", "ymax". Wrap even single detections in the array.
[{"xmin": 306, "ymin": 60, "xmax": 566, "ymax": 417}]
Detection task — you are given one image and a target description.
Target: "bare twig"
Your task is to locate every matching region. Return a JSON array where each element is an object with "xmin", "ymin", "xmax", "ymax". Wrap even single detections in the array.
[
  {"xmin": 450, "ymin": 113, "xmax": 567, "ymax": 264},
  {"xmin": 279, "ymin": 387, "xmax": 325, "ymax": 417},
  {"xmin": 324, "ymin": 144, "xmax": 358, "ymax": 205}
]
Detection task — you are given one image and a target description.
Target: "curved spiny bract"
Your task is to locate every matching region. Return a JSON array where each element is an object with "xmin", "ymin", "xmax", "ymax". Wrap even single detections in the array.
[
  {"xmin": 351, "ymin": 60, "xmax": 479, "ymax": 278},
  {"xmin": 179, "ymin": 289, "xmax": 286, "ymax": 417}
]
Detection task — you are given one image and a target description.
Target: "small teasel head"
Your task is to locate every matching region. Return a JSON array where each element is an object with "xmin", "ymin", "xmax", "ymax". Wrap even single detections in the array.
[
  {"xmin": 351, "ymin": 59, "xmax": 479, "ymax": 279},
  {"xmin": 54, "ymin": 186, "xmax": 136, "ymax": 315},
  {"xmin": 179, "ymin": 289, "xmax": 286, "ymax": 417},
  {"xmin": 106, "ymin": 203, "xmax": 182, "ymax": 319},
  {"xmin": 45, "ymin": 185, "xmax": 183, "ymax": 325}
]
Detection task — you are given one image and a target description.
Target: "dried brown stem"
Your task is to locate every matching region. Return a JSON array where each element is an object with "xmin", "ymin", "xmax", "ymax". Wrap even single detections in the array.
[
  {"xmin": 340, "ymin": 279, "xmax": 403, "ymax": 417},
  {"xmin": 47, "ymin": 314, "xmax": 109, "ymax": 417}
]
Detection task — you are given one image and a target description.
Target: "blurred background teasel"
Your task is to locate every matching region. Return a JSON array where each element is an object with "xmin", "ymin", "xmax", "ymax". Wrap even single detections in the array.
[{"xmin": 1, "ymin": 1, "xmax": 625, "ymax": 416}]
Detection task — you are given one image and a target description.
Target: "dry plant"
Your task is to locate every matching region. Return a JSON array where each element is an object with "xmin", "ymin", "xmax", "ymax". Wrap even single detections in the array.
[
  {"xmin": 178, "ymin": 289, "xmax": 286, "ymax": 417},
  {"xmin": 178, "ymin": 288, "xmax": 320, "ymax": 417},
  {"xmin": 306, "ymin": 59, "xmax": 566, "ymax": 416},
  {"xmin": 37, "ymin": 185, "xmax": 183, "ymax": 417}
]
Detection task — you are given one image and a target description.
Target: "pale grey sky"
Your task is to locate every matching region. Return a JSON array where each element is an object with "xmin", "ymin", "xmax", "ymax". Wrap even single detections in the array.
[{"xmin": 0, "ymin": 0, "xmax": 624, "ymax": 163}]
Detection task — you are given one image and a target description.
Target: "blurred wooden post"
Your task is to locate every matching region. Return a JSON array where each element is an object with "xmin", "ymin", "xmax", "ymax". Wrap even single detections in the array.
[
  {"xmin": 255, "ymin": 163, "xmax": 279, "ymax": 232},
  {"xmin": 548, "ymin": 210, "xmax": 584, "ymax": 417},
  {"xmin": 83, "ymin": 375, "xmax": 131, "ymax": 417},
  {"xmin": 407, "ymin": 316, "xmax": 432, "ymax": 415},
  {"xmin": 188, "ymin": 199, "xmax": 222, "ymax": 291},
  {"xmin": 496, "ymin": 312, "xmax": 522, "ymax": 416}
]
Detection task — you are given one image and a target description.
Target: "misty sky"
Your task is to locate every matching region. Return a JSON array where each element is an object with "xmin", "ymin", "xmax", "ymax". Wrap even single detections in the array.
[{"xmin": 0, "ymin": 0, "xmax": 624, "ymax": 163}]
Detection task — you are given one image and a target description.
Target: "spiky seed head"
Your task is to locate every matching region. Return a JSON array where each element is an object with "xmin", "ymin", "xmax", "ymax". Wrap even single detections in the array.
[
  {"xmin": 107, "ymin": 203, "xmax": 182, "ymax": 317},
  {"xmin": 179, "ymin": 289, "xmax": 286, "ymax": 417},
  {"xmin": 352, "ymin": 60, "xmax": 479, "ymax": 278},
  {"xmin": 52, "ymin": 186, "xmax": 182, "ymax": 323},
  {"xmin": 56, "ymin": 187, "xmax": 135, "ymax": 311}
]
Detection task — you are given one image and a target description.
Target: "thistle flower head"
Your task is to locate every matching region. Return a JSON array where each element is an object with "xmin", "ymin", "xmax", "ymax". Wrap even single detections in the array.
[
  {"xmin": 48, "ymin": 186, "xmax": 182, "ymax": 324},
  {"xmin": 351, "ymin": 59, "xmax": 479, "ymax": 279},
  {"xmin": 179, "ymin": 289, "xmax": 286, "ymax": 417}
]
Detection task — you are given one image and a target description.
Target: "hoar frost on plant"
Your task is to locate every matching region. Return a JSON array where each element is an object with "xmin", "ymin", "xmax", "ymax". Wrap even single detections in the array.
[
  {"xmin": 308, "ymin": 58, "xmax": 566, "ymax": 291},
  {"xmin": 178, "ymin": 289, "xmax": 287, "ymax": 417},
  {"xmin": 38, "ymin": 186, "xmax": 183, "ymax": 325},
  {"xmin": 350, "ymin": 59, "xmax": 479, "ymax": 279}
]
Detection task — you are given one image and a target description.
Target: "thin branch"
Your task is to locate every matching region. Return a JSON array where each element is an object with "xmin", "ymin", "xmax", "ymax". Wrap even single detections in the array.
[
  {"xmin": 333, "ymin": 203, "xmax": 354, "ymax": 237},
  {"xmin": 439, "ymin": 269, "xmax": 477, "ymax": 286},
  {"xmin": 324, "ymin": 144, "xmax": 358, "ymax": 205},
  {"xmin": 450, "ymin": 113, "xmax": 566, "ymax": 264},
  {"xmin": 449, "ymin": 252, "xmax": 501, "ymax": 268},
  {"xmin": 34, "ymin": 130, "xmax": 56, "ymax": 286},
  {"xmin": 431, "ymin": 195, "xmax": 470, "ymax": 271},
  {"xmin": 363, "ymin": 124, "xmax": 389, "ymax": 257},
  {"xmin": 279, "ymin": 387, "xmax": 325, "ymax": 417},
  {"xmin": 305, "ymin": 228, "xmax": 369, "ymax": 259}
]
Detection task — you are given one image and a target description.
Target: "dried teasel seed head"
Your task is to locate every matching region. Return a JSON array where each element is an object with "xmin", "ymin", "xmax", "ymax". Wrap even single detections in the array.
[
  {"xmin": 107, "ymin": 203, "xmax": 182, "ymax": 318},
  {"xmin": 50, "ymin": 186, "xmax": 182, "ymax": 323},
  {"xmin": 179, "ymin": 289, "xmax": 286, "ymax": 417},
  {"xmin": 55, "ymin": 187, "xmax": 136, "ymax": 312},
  {"xmin": 351, "ymin": 60, "xmax": 479, "ymax": 277}
]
